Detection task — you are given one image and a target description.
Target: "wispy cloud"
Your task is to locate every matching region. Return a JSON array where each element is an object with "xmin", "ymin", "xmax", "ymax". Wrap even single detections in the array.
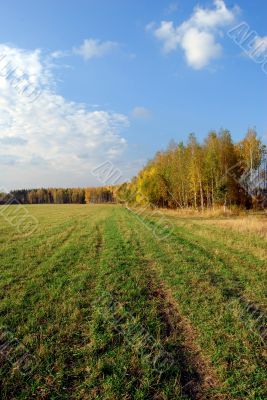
[
  {"xmin": 131, "ymin": 106, "xmax": 151, "ymax": 119},
  {"xmin": 50, "ymin": 38, "xmax": 119, "ymax": 61},
  {"xmin": 50, "ymin": 50, "xmax": 71, "ymax": 59},
  {"xmin": 73, "ymin": 38, "xmax": 119, "ymax": 60},
  {"xmin": 148, "ymin": 0, "xmax": 239, "ymax": 69},
  {"xmin": 0, "ymin": 44, "xmax": 128, "ymax": 188}
]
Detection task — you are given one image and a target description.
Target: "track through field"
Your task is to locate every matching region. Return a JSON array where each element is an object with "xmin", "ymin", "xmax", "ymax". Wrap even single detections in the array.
[{"xmin": 0, "ymin": 205, "xmax": 266, "ymax": 399}]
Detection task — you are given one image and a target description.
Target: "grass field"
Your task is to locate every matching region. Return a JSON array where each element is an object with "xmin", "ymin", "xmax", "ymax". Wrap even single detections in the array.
[{"xmin": 0, "ymin": 205, "xmax": 266, "ymax": 399}]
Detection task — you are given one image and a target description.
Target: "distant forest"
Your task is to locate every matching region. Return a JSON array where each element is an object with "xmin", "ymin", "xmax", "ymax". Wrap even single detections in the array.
[
  {"xmin": 1, "ymin": 187, "xmax": 116, "ymax": 205},
  {"xmin": 1, "ymin": 129, "xmax": 267, "ymax": 209}
]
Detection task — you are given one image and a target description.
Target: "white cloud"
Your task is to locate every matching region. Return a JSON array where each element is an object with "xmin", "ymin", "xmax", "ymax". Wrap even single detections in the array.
[
  {"xmin": 150, "ymin": 0, "xmax": 238, "ymax": 69},
  {"xmin": 180, "ymin": 28, "xmax": 221, "ymax": 69},
  {"xmin": 50, "ymin": 50, "xmax": 71, "ymax": 59},
  {"xmin": 131, "ymin": 106, "xmax": 151, "ymax": 119},
  {"xmin": 0, "ymin": 44, "xmax": 128, "ymax": 189},
  {"xmin": 189, "ymin": 0, "xmax": 237, "ymax": 29},
  {"xmin": 154, "ymin": 21, "xmax": 179, "ymax": 53},
  {"xmin": 73, "ymin": 38, "xmax": 119, "ymax": 60}
]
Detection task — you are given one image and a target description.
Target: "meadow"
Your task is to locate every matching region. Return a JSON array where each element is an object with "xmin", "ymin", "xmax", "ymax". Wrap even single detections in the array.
[{"xmin": 0, "ymin": 204, "xmax": 266, "ymax": 399}]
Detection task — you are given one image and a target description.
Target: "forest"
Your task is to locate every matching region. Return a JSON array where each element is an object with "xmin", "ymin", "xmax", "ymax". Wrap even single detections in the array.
[
  {"xmin": 1, "ymin": 128, "xmax": 266, "ymax": 210},
  {"xmin": 0, "ymin": 187, "xmax": 116, "ymax": 205},
  {"xmin": 117, "ymin": 128, "xmax": 267, "ymax": 210}
]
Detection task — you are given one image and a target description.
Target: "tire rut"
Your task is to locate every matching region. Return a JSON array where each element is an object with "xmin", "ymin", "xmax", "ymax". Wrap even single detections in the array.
[
  {"xmin": 117, "ymin": 213, "xmax": 228, "ymax": 400},
  {"xmin": 147, "ymin": 273, "xmax": 228, "ymax": 400}
]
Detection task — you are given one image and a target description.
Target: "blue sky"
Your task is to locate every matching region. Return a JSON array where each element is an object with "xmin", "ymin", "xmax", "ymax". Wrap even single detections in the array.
[{"xmin": 0, "ymin": 0, "xmax": 266, "ymax": 189}]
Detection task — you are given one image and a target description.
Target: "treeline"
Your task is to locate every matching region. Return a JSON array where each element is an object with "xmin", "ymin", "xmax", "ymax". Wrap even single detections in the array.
[
  {"xmin": 1, "ymin": 187, "xmax": 116, "ymax": 205},
  {"xmin": 1, "ymin": 129, "xmax": 266, "ymax": 210},
  {"xmin": 117, "ymin": 129, "xmax": 267, "ymax": 209}
]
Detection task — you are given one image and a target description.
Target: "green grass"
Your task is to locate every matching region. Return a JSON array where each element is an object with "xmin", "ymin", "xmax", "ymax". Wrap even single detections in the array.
[{"xmin": 0, "ymin": 204, "xmax": 266, "ymax": 399}]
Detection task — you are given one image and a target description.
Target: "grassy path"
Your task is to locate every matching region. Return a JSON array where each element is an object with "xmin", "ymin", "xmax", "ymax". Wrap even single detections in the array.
[
  {"xmin": 134, "ymin": 209, "xmax": 266, "ymax": 399},
  {"xmin": 0, "ymin": 205, "xmax": 266, "ymax": 399}
]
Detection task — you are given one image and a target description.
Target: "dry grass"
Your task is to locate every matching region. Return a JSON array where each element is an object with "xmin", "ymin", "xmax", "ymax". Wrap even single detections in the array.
[
  {"xmin": 205, "ymin": 216, "xmax": 267, "ymax": 239},
  {"xmin": 156, "ymin": 207, "xmax": 267, "ymax": 239},
  {"xmin": 157, "ymin": 206, "xmax": 243, "ymax": 218}
]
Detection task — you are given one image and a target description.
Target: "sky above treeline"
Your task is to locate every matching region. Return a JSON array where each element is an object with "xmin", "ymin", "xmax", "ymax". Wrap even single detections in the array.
[{"xmin": 0, "ymin": 0, "xmax": 266, "ymax": 190}]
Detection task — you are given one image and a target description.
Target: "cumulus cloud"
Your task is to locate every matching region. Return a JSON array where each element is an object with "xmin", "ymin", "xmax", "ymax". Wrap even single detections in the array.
[
  {"xmin": 0, "ymin": 44, "xmax": 128, "ymax": 188},
  {"xmin": 73, "ymin": 38, "xmax": 119, "ymax": 60},
  {"xmin": 131, "ymin": 106, "xmax": 151, "ymax": 119},
  {"xmin": 180, "ymin": 27, "xmax": 221, "ymax": 69},
  {"xmin": 150, "ymin": 0, "xmax": 238, "ymax": 69}
]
